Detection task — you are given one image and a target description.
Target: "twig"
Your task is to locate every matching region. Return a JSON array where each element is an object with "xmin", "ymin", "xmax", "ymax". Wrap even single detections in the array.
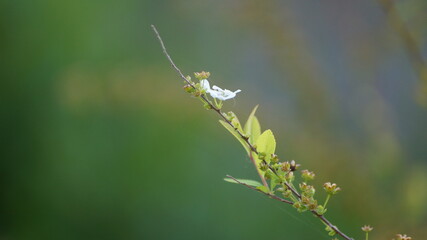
[
  {"xmin": 227, "ymin": 174, "xmax": 353, "ymax": 240},
  {"xmin": 314, "ymin": 213, "xmax": 350, "ymax": 240},
  {"xmin": 151, "ymin": 25, "xmax": 257, "ymax": 151},
  {"xmin": 151, "ymin": 24, "xmax": 353, "ymax": 240},
  {"xmin": 151, "ymin": 25, "xmax": 191, "ymax": 86}
]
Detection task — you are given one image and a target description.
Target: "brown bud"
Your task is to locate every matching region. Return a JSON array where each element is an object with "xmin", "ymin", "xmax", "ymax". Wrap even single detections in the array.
[{"xmin": 290, "ymin": 160, "xmax": 300, "ymax": 171}]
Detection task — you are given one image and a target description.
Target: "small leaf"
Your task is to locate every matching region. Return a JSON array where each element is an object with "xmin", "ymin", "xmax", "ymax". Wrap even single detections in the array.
[
  {"xmin": 219, "ymin": 120, "xmax": 249, "ymax": 154},
  {"xmin": 256, "ymin": 129, "xmax": 276, "ymax": 162},
  {"xmin": 256, "ymin": 186, "xmax": 270, "ymax": 193},
  {"xmin": 244, "ymin": 105, "xmax": 261, "ymax": 144},
  {"xmin": 224, "ymin": 178, "xmax": 263, "ymax": 187},
  {"xmin": 250, "ymin": 117, "xmax": 261, "ymax": 142}
]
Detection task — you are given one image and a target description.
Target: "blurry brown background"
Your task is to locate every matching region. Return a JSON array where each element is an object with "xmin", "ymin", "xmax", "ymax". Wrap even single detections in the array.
[{"xmin": 1, "ymin": 0, "xmax": 427, "ymax": 239}]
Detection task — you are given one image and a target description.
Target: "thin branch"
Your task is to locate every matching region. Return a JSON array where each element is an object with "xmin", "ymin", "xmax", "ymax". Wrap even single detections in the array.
[
  {"xmin": 226, "ymin": 175, "xmax": 293, "ymax": 205},
  {"xmin": 151, "ymin": 25, "xmax": 191, "ymax": 86},
  {"xmin": 151, "ymin": 24, "xmax": 257, "ymax": 152},
  {"xmin": 151, "ymin": 24, "xmax": 353, "ymax": 240},
  {"xmin": 151, "ymin": 26, "xmax": 290, "ymax": 191},
  {"xmin": 313, "ymin": 212, "xmax": 353, "ymax": 240},
  {"xmin": 227, "ymin": 176, "xmax": 353, "ymax": 240}
]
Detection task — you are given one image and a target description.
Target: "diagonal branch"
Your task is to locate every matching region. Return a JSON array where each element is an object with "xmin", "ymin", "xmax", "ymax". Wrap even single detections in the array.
[
  {"xmin": 151, "ymin": 26, "xmax": 299, "ymax": 194},
  {"xmin": 152, "ymin": 26, "xmax": 297, "ymax": 196},
  {"xmin": 151, "ymin": 24, "xmax": 353, "ymax": 240},
  {"xmin": 151, "ymin": 25, "xmax": 257, "ymax": 153}
]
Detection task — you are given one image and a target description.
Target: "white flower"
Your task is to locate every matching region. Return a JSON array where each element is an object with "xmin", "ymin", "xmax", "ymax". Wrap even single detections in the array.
[
  {"xmin": 200, "ymin": 79, "xmax": 211, "ymax": 92},
  {"xmin": 199, "ymin": 79, "xmax": 241, "ymax": 101},
  {"xmin": 209, "ymin": 85, "xmax": 241, "ymax": 101}
]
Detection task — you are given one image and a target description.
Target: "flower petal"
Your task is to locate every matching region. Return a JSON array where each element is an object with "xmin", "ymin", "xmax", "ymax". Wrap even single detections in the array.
[
  {"xmin": 207, "ymin": 84, "xmax": 241, "ymax": 101},
  {"xmin": 200, "ymin": 79, "xmax": 211, "ymax": 92}
]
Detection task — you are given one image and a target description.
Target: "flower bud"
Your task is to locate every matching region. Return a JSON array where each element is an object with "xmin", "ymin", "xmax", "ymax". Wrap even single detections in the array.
[
  {"xmin": 281, "ymin": 161, "xmax": 291, "ymax": 172},
  {"xmin": 301, "ymin": 169, "xmax": 315, "ymax": 182},
  {"xmin": 203, "ymin": 102, "xmax": 212, "ymax": 110},
  {"xmin": 293, "ymin": 201, "xmax": 302, "ymax": 209},
  {"xmin": 194, "ymin": 71, "xmax": 210, "ymax": 80},
  {"xmin": 259, "ymin": 162, "xmax": 268, "ymax": 171},
  {"xmin": 282, "ymin": 189, "xmax": 292, "ymax": 198},
  {"xmin": 183, "ymin": 84, "xmax": 194, "ymax": 93},
  {"xmin": 290, "ymin": 160, "xmax": 300, "ymax": 171},
  {"xmin": 316, "ymin": 205, "xmax": 326, "ymax": 215},
  {"xmin": 308, "ymin": 200, "xmax": 318, "ymax": 210},
  {"xmin": 395, "ymin": 234, "xmax": 412, "ymax": 240},
  {"xmin": 325, "ymin": 226, "xmax": 336, "ymax": 236},
  {"xmin": 323, "ymin": 182, "xmax": 341, "ymax": 195},
  {"xmin": 193, "ymin": 90, "xmax": 201, "ymax": 97},
  {"xmin": 300, "ymin": 183, "xmax": 315, "ymax": 197},
  {"xmin": 271, "ymin": 154, "xmax": 279, "ymax": 163},
  {"xmin": 361, "ymin": 225, "xmax": 373, "ymax": 233},
  {"xmin": 301, "ymin": 196, "xmax": 311, "ymax": 205},
  {"xmin": 225, "ymin": 111, "xmax": 235, "ymax": 121},
  {"xmin": 285, "ymin": 171, "xmax": 294, "ymax": 182},
  {"xmin": 294, "ymin": 201, "xmax": 308, "ymax": 212},
  {"xmin": 299, "ymin": 182, "xmax": 308, "ymax": 191}
]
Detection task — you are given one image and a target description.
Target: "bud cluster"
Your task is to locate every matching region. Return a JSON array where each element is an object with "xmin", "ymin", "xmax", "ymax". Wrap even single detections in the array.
[
  {"xmin": 292, "ymin": 183, "xmax": 318, "ymax": 212},
  {"xmin": 153, "ymin": 29, "xmax": 415, "ymax": 240},
  {"xmin": 194, "ymin": 71, "xmax": 210, "ymax": 80},
  {"xmin": 301, "ymin": 169, "xmax": 315, "ymax": 182},
  {"xmin": 280, "ymin": 160, "xmax": 300, "ymax": 172},
  {"xmin": 182, "ymin": 74, "xmax": 201, "ymax": 97}
]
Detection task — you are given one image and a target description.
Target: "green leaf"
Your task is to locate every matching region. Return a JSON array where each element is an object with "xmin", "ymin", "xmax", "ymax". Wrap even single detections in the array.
[
  {"xmin": 256, "ymin": 186, "xmax": 270, "ymax": 193},
  {"xmin": 219, "ymin": 120, "xmax": 249, "ymax": 154},
  {"xmin": 256, "ymin": 129, "xmax": 276, "ymax": 162},
  {"xmin": 244, "ymin": 105, "xmax": 261, "ymax": 144},
  {"xmin": 224, "ymin": 178, "xmax": 263, "ymax": 187}
]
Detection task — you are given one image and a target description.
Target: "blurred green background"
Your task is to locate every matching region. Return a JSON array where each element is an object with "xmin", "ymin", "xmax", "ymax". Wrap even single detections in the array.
[{"xmin": 1, "ymin": 0, "xmax": 427, "ymax": 239}]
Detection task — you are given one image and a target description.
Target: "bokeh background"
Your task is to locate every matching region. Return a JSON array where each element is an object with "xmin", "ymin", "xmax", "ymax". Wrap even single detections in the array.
[{"xmin": 2, "ymin": 0, "xmax": 427, "ymax": 239}]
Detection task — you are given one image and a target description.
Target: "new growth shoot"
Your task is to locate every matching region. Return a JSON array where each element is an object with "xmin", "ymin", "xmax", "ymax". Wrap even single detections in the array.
[{"xmin": 151, "ymin": 25, "xmax": 412, "ymax": 240}]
